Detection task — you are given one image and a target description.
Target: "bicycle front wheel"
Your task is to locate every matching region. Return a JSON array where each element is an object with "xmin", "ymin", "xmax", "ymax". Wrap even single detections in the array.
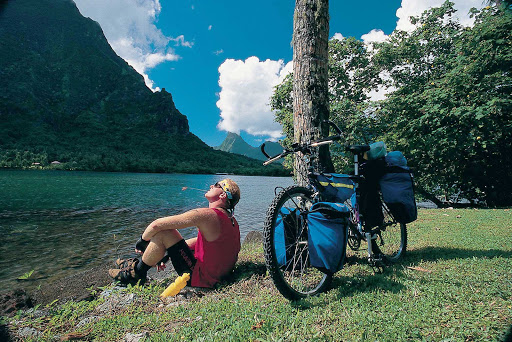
[
  {"xmin": 263, "ymin": 185, "xmax": 332, "ymax": 300},
  {"xmin": 375, "ymin": 202, "xmax": 407, "ymax": 262}
]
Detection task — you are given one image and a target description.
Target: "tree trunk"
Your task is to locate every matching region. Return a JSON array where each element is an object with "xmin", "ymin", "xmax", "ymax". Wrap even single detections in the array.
[{"xmin": 293, "ymin": 0, "xmax": 333, "ymax": 185}]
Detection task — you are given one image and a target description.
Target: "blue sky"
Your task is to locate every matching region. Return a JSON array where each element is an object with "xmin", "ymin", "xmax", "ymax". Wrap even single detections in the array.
[{"xmin": 73, "ymin": 0, "xmax": 483, "ymax": 147}]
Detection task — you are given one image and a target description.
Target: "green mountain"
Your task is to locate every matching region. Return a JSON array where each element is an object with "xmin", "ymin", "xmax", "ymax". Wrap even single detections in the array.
[
  {"xmin": 0, "ymin": 0, "xmax": 285, "ymax": 175},
  {"xmin": 215, "ymin": 132, "xmax": 284, "ymax": 161}
]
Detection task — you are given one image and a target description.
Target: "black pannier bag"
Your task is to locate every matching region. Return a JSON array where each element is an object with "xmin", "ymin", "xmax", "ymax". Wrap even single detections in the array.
[
  {"xmin": 360, "ymin": 158, "xmax": 387, "ymax": 228},
  {"xmin": 307, "ymin": 202, "xmax": 350, "ymax": 274},
  {"xmin": 380, "ymin": 152, "xmax": 417, "ymax": 223}
]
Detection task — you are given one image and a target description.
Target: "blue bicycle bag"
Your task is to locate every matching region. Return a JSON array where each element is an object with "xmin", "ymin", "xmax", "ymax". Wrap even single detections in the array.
[
  {"xmin": 274, "ymin": 207, "xmax": 303, "ymax": 267},
  {"xmin": 312, "ymin": 173, "xmax": 355, "ymax": 203},
  {"xmin": 307, "ymin": 202, "xmax": 349, "ymax": 274}
]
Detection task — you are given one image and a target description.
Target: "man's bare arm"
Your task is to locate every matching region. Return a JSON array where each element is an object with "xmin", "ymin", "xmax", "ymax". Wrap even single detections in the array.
[
  {"xmin": 141, "ymin": 209, "xmax": 204, "ymax": 240},
  {"xmin": 141, "ymin": 208, "xmax": 221, "ymax": 241}
]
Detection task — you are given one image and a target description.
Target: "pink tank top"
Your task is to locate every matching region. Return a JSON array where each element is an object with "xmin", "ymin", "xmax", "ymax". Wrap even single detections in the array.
[{"xmin": 190, "ymin": 208, "xmax": 240, "ymax": 288}]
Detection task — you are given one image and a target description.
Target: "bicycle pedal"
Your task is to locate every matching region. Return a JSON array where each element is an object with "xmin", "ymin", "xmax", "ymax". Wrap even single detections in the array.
[{"xmin": 368, "ymin": 255, "xmax": 388, "ymax": 268}]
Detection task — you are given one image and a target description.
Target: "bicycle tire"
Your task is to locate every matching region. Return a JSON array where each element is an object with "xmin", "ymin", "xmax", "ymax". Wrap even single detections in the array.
[
  {"xmin": 263, "ymin": 185, "xmax": 332, "ymax": 300},
  {"xmin": 375, "ymin": 202, "xmax": 407, "ymax": 262},
  {"xmin": 341, "ymin": 197, "xmax": 361, "ymax": 252}
]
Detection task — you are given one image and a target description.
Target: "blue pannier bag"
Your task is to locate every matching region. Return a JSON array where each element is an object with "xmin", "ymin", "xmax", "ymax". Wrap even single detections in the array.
[
  {"xmin": 313, "ymin": 173, "xmax": 355, "ymax": 203},
  {"xmin": 385, "ymin": 151, "xmax": 407, "ymax": 167},
  {"xmin": 274, "ymin": 207, "xmax": 304, "ymax": 267},
  {"xmin": 380, "ymin": 153, "xmax": 417, "ymax": 223},
  {"xmin": 307, "ymin": 202, "xmax": 350, "ymax": 274}
]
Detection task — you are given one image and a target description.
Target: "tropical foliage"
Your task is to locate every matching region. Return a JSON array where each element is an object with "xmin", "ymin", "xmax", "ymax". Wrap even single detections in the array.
[{"xmin": 271, "ymin": 2, "xmax": 512, "ymax": 206}]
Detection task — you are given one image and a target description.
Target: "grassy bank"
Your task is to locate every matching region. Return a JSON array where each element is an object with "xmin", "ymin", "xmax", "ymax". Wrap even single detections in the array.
[{"xmin": 6, "ymin": 209, "xmax": 512, "ymax": 341}]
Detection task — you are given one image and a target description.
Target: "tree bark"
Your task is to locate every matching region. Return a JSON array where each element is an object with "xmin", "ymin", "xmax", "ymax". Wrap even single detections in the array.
[{"xmin": 293, "ymin": 0, "xmax": 333, "ymax": 185}]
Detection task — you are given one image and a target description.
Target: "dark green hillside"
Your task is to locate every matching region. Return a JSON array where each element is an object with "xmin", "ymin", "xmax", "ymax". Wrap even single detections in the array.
[{"xmin": 0, "ymin": 0, "xmax": 285, "ymax": 175}]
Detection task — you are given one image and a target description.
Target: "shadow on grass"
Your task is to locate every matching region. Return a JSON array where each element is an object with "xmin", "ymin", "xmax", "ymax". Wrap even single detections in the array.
[
  {"xmin": 405, "ymin": 247, "xmax": 512, "ymax": 264},
  {"xmin": 332, "ymin": 267, "xmax": 406, "ymax": 300},
  {"xmin": 267, "ymin": 247, "xmax": 512, "ymax": 309},
  {"xmin": 324, "ymin": 246, "xmax": 512, "ymax": 302},
  {"xmin": 290, "ymin": 270, "xmax": 406, "ymax": 310},
  {"xmin": 218, "ymin": 261, "xmax": 267, "ymax": 287}
]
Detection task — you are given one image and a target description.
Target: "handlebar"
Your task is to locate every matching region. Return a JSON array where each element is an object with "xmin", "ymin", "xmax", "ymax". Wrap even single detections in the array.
[{"xmin": 261, "ymin": 120, "xmax": 343, "ymax": 166}]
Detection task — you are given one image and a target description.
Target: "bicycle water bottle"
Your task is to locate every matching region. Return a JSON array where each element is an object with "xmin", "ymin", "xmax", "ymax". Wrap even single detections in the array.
[{"xmin": 160, "ymin": 273, "xmax": 190, "ymax": 297}]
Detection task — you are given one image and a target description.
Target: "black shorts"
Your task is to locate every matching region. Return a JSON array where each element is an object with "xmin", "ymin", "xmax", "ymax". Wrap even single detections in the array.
[{"xmin": 167, "ymin": 239, "xmax": 197, "ymax": 277}]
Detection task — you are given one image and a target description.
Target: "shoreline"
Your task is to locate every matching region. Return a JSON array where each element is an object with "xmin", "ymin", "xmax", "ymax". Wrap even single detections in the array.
[{"xmin": 1, "ymin": 231, "xmax": 264, "ymax": 313}]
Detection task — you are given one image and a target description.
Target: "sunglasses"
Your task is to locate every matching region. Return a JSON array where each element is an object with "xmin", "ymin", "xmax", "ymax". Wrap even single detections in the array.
[{"xmin": 214, "ymin": 182, "xmax": 233, "ymax": 200}]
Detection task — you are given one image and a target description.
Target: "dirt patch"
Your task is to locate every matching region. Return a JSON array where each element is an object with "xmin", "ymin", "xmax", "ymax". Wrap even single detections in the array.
[
  {"xmin": 27, "ymin": 261, "xmax": 179, "ymax": 306},
  {"xmin": 28, "ymin": 263, "xmax": 112, "ymax": 306},
  {"xmin": 0, "ymin": 289, "xmax": 33, "ymax": 317}
]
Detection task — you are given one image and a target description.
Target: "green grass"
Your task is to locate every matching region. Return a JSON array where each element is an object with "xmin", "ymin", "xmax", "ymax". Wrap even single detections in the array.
[{"xmin": 7, "ymin": 209, "xmax": 512, "ymax": 341}]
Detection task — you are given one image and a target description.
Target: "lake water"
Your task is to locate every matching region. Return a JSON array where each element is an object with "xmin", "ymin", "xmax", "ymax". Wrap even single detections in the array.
[{"xmin": 0, "ymin": 170, "xmax": 293, "ymax": 292}]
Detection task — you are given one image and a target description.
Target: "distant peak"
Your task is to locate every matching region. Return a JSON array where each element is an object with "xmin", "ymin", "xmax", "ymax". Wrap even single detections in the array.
[
  {"xmin": 226, "ymin": 131, "xmax": 241, "ymax": 138},
  {"xmin": 216, "ymin": 132, "xmax": 283, "ymax": 161}
]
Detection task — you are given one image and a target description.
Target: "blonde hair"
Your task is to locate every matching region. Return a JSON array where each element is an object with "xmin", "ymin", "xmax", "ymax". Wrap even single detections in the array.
[{"xmin": 219, "ymin": 178, "xmax": 240, "ymax": 209}]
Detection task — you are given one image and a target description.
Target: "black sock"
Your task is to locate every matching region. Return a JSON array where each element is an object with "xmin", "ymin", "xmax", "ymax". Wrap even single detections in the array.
[
  {"xmin": 134, "ymin": 258, "xmax": 151, "ymax": 276},
  {"xmin": 166, "ymin": 240, "xmax": 196, "ymax": 275}
]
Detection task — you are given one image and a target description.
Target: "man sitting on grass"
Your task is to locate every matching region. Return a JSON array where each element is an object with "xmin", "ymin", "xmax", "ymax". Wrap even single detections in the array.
[{"xmin": 109, "ymin": 179, "xmax": 241, "ymax": 288}]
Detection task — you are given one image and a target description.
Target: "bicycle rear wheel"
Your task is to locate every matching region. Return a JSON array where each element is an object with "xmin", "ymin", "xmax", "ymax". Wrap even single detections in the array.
[
  {"xmin": 375, "ymin": 202, "xmax": 407, "ymax": 262},
  {"xmin": 263, "ymin": 185, "xmax": 332, "ymax": 300}
]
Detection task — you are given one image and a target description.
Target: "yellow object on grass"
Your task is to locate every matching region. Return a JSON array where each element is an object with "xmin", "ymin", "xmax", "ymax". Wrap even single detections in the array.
[{"xmin": 160, "ymin": 273, "xmax": 190, "ymax": 297}]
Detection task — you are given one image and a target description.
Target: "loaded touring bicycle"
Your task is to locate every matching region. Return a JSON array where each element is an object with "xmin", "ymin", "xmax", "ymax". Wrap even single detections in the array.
[{"xmin": 261, "ymin": 120, "xmax": 417, "ymax": 300}]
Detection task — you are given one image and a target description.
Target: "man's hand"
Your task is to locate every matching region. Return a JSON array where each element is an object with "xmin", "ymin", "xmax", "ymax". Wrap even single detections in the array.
[
  {"xmin": 156, "ymin": 255, "xmax": 169, "ymax": 272},
  {"xmin": 135, "ymin": 236, "xmax": 150, "ymax": 254}
]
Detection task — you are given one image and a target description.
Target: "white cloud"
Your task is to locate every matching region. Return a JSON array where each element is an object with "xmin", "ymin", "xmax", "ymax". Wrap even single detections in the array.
[
  {"xmin": 214, "ymin": 49, "xmax": 224, "ymax": 56},
  {"xmin": 208, "ymin": 25, "xmax": 213, "ymax": 31},
  {"xmin": 216, "ymin": 57, "xmax": 293, "ymax": 139},
  {"xmin": 331, "ymin": 33, "xmax": 344, "ymax": 41},
  {"xmin": 73, "ymin": 0, "xmax": 188, "ymax": 91},
  {"xmin": 395, "ymin": 0, "xmax": 485, "ymax": 32},
  {"xmin": 367, "ymin": 73, "xmax": 396, "ymax": 102},
  {"xmin": 171, "ymin": 35, "xmax": 194, "ymax": 48},
  {"xmin": 361, "ymin": 29, "xmax": 388, "ymax": 44}
]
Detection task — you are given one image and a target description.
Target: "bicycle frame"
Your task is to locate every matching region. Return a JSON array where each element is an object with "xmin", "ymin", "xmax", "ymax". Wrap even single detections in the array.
[{"xmin": 305, "ymin": 151, "xmax": 383, "ymax": 266}]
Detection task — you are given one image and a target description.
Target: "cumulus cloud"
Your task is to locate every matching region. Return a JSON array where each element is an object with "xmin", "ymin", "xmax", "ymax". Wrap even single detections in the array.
[
  {"xmin": 395, "ymin": 0, "xmax": 485, "ymax": 32},
  {"xmin": 331, "ymin": 32, "xmax": 345, "ymax": 41},
  {"xmin": 361, "ymin": 29, "xmax": 388, "ymax": 44},
  {"xmin": 73, "ymin": 0, "xmax": 190, "ymax": 91},
  {"xmin": 216, "ymin": 57, "xmax": 293, "ymax": 139}
]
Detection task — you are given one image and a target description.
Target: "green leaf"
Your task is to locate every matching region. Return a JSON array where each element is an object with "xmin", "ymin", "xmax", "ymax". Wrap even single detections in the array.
[{"xmin": 17, "ymin": 269, "xmax": 34, "ymax": 280}]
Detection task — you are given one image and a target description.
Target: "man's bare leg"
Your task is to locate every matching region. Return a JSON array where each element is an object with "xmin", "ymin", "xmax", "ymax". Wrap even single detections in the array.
[{"xmin": 142, "ymin": 229, "xmax": 183, "ymax": 266}]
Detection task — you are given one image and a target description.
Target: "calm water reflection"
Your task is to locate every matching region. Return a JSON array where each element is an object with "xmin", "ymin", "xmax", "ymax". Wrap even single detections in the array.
[{"xmin": 0, "ymin": 170, "xmax": 293, "ymax": 291}]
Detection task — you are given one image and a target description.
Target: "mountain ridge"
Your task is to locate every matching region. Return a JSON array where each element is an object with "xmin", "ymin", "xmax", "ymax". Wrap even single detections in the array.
[{"xmin": 0, "ymin": 0, "xmax": 285, "ymax": 175}]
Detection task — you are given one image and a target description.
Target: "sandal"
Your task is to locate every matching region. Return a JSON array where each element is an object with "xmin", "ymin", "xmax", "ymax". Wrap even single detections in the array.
[{"xmin": 109, "ymin": 258, "xmax": 146, "ymax": 286}]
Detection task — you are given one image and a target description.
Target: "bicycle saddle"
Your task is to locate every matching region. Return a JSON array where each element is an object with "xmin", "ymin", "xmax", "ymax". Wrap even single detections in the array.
[{"xmin": 346, "ymin": 145, "xmax": 370, "ymax": 154}]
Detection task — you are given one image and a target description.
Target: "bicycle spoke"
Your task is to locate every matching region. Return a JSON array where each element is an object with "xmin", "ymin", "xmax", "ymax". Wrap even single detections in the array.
[{"xmin": 264, "ymin": 186, "xmax": 331, "ymax": 300}]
